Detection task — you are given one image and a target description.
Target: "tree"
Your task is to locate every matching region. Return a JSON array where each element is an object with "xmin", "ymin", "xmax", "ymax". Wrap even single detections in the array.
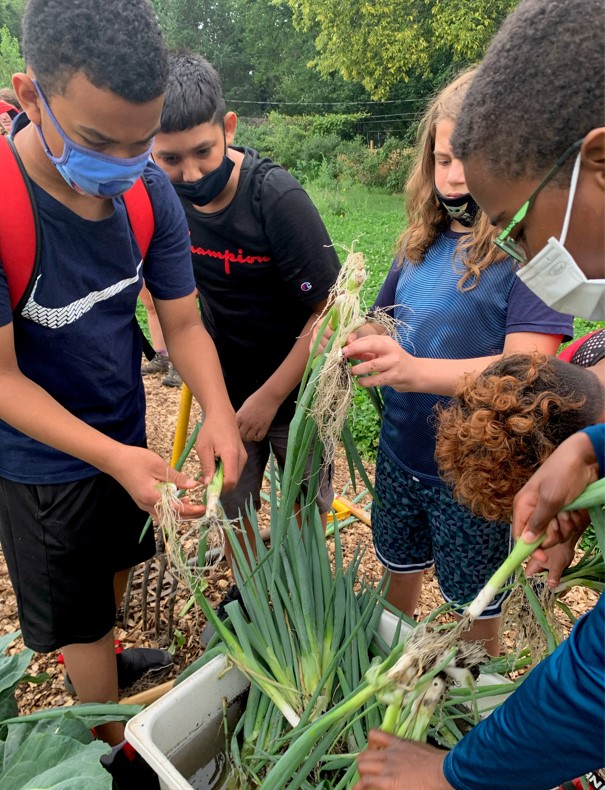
[
  {"xmin": 151, "ymin": 0, "xmax": 373, "ymax": 115},
  {"xmin": 283, "ymin": 0, "xmax": 519, "ymax": 99},
  {"xmin": 233, "ymin": 0, "xmax": 370, "ymax": 108},
  {"xmin": 0, "ymin": 0, "xmax": 25, "ymax": 40},
  {"xmin": 151, "ymin": 0, "xmax": 257, "ymax": 100},
  {"xmin": 0, "ymin": 25, "xmax": 23, "ymax": 87}
]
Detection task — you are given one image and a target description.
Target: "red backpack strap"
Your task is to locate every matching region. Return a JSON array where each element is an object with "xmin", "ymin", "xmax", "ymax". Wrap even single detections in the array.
[
  {"xmin": 123, "ymin": 176, "xmax": 155, "ymax": 260},
  {"xmin": 123, "ymin": 175, "xmax": 157, "ymax": 360},
  {"xmin": 0, "ymin": 135, "xmax": 41, "ymax": 313}
]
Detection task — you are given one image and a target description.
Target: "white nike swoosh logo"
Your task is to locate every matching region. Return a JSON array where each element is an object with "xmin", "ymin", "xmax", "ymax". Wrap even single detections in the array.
[{"xmin": 21, "ymin": 261, "xmax": 143, "ymax": 328}]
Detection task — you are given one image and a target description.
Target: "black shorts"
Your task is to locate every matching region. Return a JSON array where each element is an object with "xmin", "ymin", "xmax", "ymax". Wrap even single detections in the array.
[
  {"xmin": 219, "ymin": 421, "xmax": 334, "ymax": 519},
  {"xmin": 0, "ymin": 473, "xmax": 155, "ymax": 652}
]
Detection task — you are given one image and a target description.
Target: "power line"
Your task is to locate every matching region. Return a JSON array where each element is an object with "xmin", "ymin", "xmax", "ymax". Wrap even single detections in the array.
[
  {"xmin": 225, "ymin": 97, "xmax": 425, "ymax": 106},
  {"xmin": 238, "ymin": 114, "xmax": 420, "ymax": 124}
]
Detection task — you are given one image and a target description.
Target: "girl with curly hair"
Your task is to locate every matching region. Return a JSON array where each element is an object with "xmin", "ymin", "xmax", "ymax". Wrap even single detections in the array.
[
  {"xmin": 339, "ymin": 69, "xmax": 573, "ymax": 654},
  {"xmin": 436, "ymin": 341, "xmax": 605, "ymax": 525}
]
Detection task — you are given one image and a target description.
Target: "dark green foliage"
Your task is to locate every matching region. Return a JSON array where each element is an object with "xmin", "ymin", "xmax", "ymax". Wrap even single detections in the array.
[
  {"xmin": 349, "ymin": 386, "xmax": 382, "ymax": 460},
  {"xmin": 0, "ymin": 0, "xmax": 24, "ymax": 40},
  {"xmin": 236, "ymin": 114, "xmax": 414, "ymax": 193},
  {"xmin": 0, "ymin": 24, "xmax": 23, "ymax": 85}
]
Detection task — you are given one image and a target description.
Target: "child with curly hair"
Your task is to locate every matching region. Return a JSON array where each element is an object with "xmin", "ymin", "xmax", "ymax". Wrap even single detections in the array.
[
  {"xmin": 340, "ymin": 69, "xmax": 572, "ymax": 654},
  {"xmin": 436, "ymin": 338, "xmax": 605, "ymax": 526}
]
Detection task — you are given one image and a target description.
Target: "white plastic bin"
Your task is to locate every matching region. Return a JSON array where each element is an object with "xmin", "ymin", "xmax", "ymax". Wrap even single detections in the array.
[
  {"xmin": 126, "ymin": 611, "xmax": 512, "ymax": 789},
  {"xmin": 126, "ymin": 654, "xmax": 248, "ymax": 790}
]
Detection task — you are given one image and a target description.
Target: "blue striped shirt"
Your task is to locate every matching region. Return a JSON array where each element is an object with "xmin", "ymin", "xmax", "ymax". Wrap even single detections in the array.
[{"xmin": 373, "ymin": 230, "xmax": 573, "ymax": 486}]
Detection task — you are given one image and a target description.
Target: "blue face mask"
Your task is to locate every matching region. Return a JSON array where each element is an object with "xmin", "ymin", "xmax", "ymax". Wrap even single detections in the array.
[
  {"xmin": 33, "ymin": 80, "xmax": 152, "ymax": 198},
  {"xmin": 173, "ymin": 155, "xmax": 234, "ymax": 206}
]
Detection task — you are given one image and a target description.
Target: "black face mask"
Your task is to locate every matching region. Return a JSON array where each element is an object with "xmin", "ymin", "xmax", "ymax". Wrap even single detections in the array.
[
  {"xmin": 173, "ymin": 155, "xmax": 235, "ymax": 206},
  {"xmin": 434, "ymin": 186, "xmax": 479, "ymax": 228}
]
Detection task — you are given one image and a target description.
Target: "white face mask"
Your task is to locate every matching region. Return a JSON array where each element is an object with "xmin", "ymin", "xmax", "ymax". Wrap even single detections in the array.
[{"xmin": 516, "ymin": 152, "xmax": 605, "ymax": 321}]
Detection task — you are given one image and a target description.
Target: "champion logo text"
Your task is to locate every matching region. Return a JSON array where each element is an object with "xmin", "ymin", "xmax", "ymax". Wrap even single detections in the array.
[{"xmin": 190, "ymin": 245, "xmax": 271, "ymax": 275}]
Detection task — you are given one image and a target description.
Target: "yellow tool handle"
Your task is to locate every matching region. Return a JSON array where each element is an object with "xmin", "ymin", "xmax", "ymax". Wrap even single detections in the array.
[
  {"xmin": 334, "ymin": 495, "xmax": 372, "ymax": 527},
  {"xmin": 170, "ymin": 383, "xmax": 193, "ymax": 467}
]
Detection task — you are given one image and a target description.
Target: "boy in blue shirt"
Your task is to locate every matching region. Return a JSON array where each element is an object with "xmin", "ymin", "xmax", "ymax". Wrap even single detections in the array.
[{"xmin": 0, "ymin": 0, "xmax": 246, "ymax": 782}]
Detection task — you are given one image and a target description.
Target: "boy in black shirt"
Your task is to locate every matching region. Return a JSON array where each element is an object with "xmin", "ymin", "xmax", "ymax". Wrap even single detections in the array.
[{"xmin": 152, "ymin": 54, "xmax": 340, "ymax": 633}]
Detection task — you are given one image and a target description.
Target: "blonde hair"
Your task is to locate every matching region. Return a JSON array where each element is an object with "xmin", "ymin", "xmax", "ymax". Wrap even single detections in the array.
[{"xmin": 397, "ymin": 69, "xmax": 507, "ymax": 289}]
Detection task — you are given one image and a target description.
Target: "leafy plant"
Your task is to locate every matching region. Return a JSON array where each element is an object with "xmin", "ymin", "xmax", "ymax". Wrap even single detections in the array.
[
  {"xmin": 0, "ymin": 25, "xmax": 23, "ymax": 86},
  {"xmin": 0, "ymin": 633, "xmax": 142, "ymax": 789},
  {"xmin": 0, "ymin": 632, "xmax": 33, "ymax": 724},
  {"xmin": 349, "ymin": 385, "xmax": 382, "ymax": 459}
]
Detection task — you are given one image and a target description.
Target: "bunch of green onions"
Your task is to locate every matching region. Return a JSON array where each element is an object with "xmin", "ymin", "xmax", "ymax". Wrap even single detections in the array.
[
  {"xmin": 503, "ymin": 497, "xmax": 604, "ymax": 660},
  {"xmin": 255, "ymin": 480, "xmax": 605, "ymax": 787}
]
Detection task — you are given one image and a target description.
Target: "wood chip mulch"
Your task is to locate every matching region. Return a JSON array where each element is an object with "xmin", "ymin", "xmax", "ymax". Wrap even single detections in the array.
[{"xmin": 1, "ymin": 372, "xmax": 597, "ymax": 715}]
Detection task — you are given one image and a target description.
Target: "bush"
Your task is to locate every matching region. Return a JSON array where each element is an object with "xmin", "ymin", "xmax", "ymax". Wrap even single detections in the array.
[
  {"xmin": 233, "ymin": 121, "xmax": 271, "ymax": 154},
  {"xmin": 349, "ymin": 387, "xmax": 382, "ymax": 460},
  {"xmin": 235, "ymin": 115, "xmax": 413, "ymax": 194}
]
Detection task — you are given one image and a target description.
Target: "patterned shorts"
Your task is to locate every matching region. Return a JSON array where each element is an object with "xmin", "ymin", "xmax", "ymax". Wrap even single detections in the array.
[{"xmin": 372, "ymin": 445, "xmax": 511, "ymax": 617}]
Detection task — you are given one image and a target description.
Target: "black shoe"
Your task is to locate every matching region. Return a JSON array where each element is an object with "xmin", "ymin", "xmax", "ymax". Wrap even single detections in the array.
[
  {"xmin": 101, "ymin": 740, "xmax": 160, "ymax": 790},
  {"xmin": 64, "ymin": 647, "xmax": 173, "ymax": 696},
  {"xmin": 116, "ymin": 647, "xmax": 173, "ymax": 690},
  {"xmin": 141, "ymin": 352, "xmax": 169, "ymax": 375},
  {"xmin": 162, "ymin": 362, "xmax": 182, "ymax": 388},
  {"xmin": 200, "ymin": 585, "xmax": 247, "ymax": 648}
]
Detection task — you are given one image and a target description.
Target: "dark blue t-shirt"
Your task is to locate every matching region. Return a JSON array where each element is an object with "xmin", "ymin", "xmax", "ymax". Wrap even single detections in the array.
[
  {"xmin": 373, "ymin": 230, "xmax": 574, "ymax": 486},
  {"xmin": 0, "ymin": 158, "xmax": 195, "ymax": 483}
]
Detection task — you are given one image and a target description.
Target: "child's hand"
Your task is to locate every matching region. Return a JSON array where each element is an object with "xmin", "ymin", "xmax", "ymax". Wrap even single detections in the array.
[
  {"xmin": 512, "ymin": 431, "xmax": 599, "ymax": 547},
  {"xmin": 109, "ymin": 444, "xmax": 206, "ymax": 518},
  {"xmin": 343, "ymin": 335, "xmax": 420, "ymax": 391},
  {"xmin": 310, "ymin": 320, "xmax": 336, "ymax": 356},
  {"xmin": 354, "ymin": 730, "xmax": 451, "ymax": 790},
  {"xmin": 311, "ymin": 317, "xmax": 382, "ymax": 356},
  {"xmin": 525, "ymin": 532, "xmax": 582, "ymax": 589},
  {"xmin": 195, "ymin": 412, "xmax": 247, "ymax": 491},
  {"xmin": 236, "ymin": 389, "xmax": 281, "ymax": 443}
]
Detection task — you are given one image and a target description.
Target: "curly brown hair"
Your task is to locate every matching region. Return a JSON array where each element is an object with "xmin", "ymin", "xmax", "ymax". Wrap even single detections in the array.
[{"xmin": 435, "ymin": 353, "xmax": 604, "ymax": 523}]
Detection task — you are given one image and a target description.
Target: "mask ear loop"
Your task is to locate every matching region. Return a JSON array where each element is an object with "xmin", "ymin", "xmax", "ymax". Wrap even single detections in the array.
[{"xmin": 559, "ymin": 151, "xmax": 582, "ymax": 246}]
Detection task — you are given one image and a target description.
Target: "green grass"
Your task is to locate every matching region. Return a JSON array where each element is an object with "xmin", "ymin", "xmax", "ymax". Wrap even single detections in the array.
[
  {"xmin": 136, "ymin": 299, "xmax": 151, "ymax": 341},
  {"xmin": 572, "ymin": 317, "xmax": 604, "ymax": 341},
  {"xmin": 306, "ymin": 183, "xmax": 404, "ymax": 305}
]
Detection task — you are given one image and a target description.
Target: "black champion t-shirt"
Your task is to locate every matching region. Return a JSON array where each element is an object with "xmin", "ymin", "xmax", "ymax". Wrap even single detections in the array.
[{"xmin": 183, "ymin": 147, "xmax": 340, "ymax": 420}]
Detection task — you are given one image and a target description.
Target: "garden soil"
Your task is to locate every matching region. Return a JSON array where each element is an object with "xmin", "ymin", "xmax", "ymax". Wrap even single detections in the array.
[{"xmin": 1, "ymin": 373, "xmax": 598, "ymax": 715}]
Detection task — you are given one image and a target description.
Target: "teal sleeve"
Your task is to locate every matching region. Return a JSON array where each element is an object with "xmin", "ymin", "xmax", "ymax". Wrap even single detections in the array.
[
  {"xmin": 581, "ymin": 423, "xmax": 605, "ymax": 477},
  {"xmin": 443, "ymin": 594, "xmax": 605, "ymax": 789}
]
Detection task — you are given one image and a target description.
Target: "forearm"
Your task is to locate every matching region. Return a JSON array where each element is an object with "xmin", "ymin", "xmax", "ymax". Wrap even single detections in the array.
[
  {"xmin": 444, "ymin": 595, "xmax": 605, "ymax": 790},
  {"xmin": 408, "ymin": 355, "xmax": 500, "ymax": 396},
  {"xmin": 0, "ymin": 368, "xmax": 123, "ymax": 473},
  {"xmin": 400, "ymin": 331, "xmax": 561, "ymax": 396},
  {"xmin": 347, "ymin": 329, "xmax": 563, "ymax": 394}
]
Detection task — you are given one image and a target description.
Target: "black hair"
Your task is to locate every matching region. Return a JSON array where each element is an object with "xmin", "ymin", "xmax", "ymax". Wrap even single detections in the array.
[
  {"xmin": 160, "ymin": 53, "xmax": 225, "ymax": 133},
  {"xmin": 22, "ymin": 0, "xmax": 168, "ymax": 102},
  {"xmin": 452, "ymin": 0, "xmax": 605, "ymax": 181}
]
